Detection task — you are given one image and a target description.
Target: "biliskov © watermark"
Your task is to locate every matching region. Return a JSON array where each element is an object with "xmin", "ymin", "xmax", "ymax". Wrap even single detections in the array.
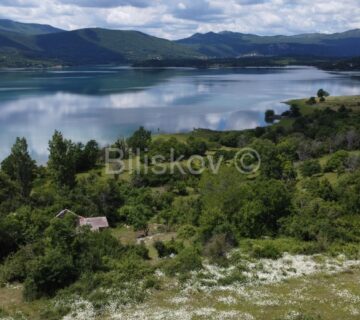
[{"xmin": 105, "ymin": 147, "xmax": 261, "ymax": 176}]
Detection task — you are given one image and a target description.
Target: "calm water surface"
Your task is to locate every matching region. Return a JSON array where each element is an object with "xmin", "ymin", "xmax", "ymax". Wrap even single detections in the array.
[{"xmin": 0, "ymin": 66, "xmax": 359, "ymax": 162}]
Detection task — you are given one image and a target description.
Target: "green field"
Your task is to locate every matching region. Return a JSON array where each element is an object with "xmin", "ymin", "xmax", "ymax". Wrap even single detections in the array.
[{"xmin": 287, "ymin": 95, "xmax": 360, "ymax": 112}]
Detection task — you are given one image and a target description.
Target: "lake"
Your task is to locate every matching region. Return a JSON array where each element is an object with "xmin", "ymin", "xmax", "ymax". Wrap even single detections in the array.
[{"xmin": 0, "ymin": 66, "xmax": 360, "ymax": 162}]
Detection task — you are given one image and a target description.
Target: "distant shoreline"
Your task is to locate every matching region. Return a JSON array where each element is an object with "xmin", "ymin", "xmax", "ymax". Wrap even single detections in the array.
[
  {"xmin": 132, "ymin": 57, "xmax": 360, "ymax": 71},
  {"xmin": 1, "ymin": 56, "xmax": 360, "ymax": 72}
]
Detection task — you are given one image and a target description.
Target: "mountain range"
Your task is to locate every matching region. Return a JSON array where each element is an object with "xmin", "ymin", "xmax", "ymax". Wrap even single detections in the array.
[
  {"xmin": 0, "ymin": 19, "xmax": 63, "ymax": 35},
  {"xmin": 177, "ymin": 30, "xmax": 360, "ymax": 58},
  {"xmin": 0, "ymin": 19, "xmax": 360, "ymax": 67}
]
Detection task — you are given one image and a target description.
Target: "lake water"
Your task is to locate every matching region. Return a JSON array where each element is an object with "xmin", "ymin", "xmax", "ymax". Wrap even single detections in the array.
[{"xmin": 0, "ymin": 66, "xmax": 360, "ymax": 162}]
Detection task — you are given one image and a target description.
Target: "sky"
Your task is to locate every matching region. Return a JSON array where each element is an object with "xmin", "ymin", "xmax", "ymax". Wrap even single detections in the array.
[{"xmin": 0, "ymin": 0, "xmax": 359, "ymax": 39}]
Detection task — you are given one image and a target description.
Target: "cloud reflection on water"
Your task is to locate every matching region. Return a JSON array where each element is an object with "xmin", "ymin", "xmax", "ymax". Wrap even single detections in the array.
[{"xmin": 0, "ymin": 67, "xmax": 360, "ymax": 163}]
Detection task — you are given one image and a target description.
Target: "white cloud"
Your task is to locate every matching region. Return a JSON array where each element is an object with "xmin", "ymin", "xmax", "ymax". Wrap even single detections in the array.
[
  {"xmin": 60, "ymin": 0, "xmax": 153, "ymax": 8},
  {"xmin": 0, "ymin": 0, "xmax": 359, "ymax": 39}
]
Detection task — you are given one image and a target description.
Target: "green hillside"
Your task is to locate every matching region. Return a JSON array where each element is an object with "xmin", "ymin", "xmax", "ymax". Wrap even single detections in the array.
[
  {"xmin": 0, "ymin": 19, "xmax": 62, "ymax": 35},
  {"xmin": 77, "ymin": 28, "xmax": 203, "ymax": 61},
  {"xmin": 35, "ymin": 28, "xmax": 203, "ymax": 64},
  {"xmin": 2, "ymin": 95, "xmax": 360, "ymax": 319},
  {"xmin": 1, "ymin": 19, "xmax": 360, "ymax": 67},
  {"xmin": 0, "ymin": 25, "xmax": 202, "ymax": 66},
  {"xmin": 178, "ymin": 30, "xmax": 360, "ymax": 58}
]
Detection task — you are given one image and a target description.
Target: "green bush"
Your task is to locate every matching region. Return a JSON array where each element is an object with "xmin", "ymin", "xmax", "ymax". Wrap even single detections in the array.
[
  {"xmin": 24, "ymin": 249, "xmax": 78, "ymax": 300},
  {"xmin": 282, "ymin": 198, "xmax": 347, "ymax": 244},
  {"xmin": 300, "ymin": 159, "xmax": 322, "ymax": 177},
  {"xmin": 251, "ymin": 243, "xmax": 282, "ymax": 259},
  {"xmin": 177, "ymin": 225, "xmax": 198, "ymax": 239},
  {"xmin": 154, "ymin": 240, "xmax": 180, "ymax": 258},
  {"xmin": 203, "ymin": 234, "xmax": 232, "ymax": 265},
  {"xmin": 307, "ymin": 97, "xmax": 317, "ymax": 105},
  {"xmin": 187, "ymin": 137, "xmax": 208, "ymax": 156},
  {"xmin": 328, "ymin": 243, "xmax": 360, "ymax": 259},
  {"xmin": 239, "ymin": 238, "xmax": 321, "ymax": 259},
  {"xmin": 143, "ymin": 275, "xmax": 161, "ymax": 290},
  {"xmin": 338, "ymin": 170, "xmax": 360, "ymax": 214},
  {"xmin": 118, "ymin": 204, "xmax": 153, "ymax": 231},
  {"xmin": 0, "ymin": 246, "xmax": 35, "ymax": 284},
  {"xmin": 218, "ymin": 265, "xmax": 248, "ymax": 285},
  {"xmin": 164, "ymin": 247, "xmax": 202, "ymax": 276},
  {"xmin": 200, "ymin": 167, "xmax": 292, "ymax": 239},
  {"xmin": 324, "ymin": 150, "xmax": 349, "ymax": 172}
]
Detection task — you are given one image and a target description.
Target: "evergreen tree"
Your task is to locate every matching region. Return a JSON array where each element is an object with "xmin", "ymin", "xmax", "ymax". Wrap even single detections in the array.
[
  {"xmin": 128, "ymin": 126, "xmax": 152, "ymax": 152},
  {"xmin": 1, "ymin": 138, "xmax": 36, "ymax": 198},
  {"xmin": 48, "ymin": 131, "xmax": 76, "ymax": 188}
]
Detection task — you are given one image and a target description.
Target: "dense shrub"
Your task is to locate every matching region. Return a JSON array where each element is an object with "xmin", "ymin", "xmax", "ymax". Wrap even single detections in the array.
[
  {"xmin": 300, "ymin": 159, "xmax": 322, "ymax": 177},
  {"xmin": 0, "ymin": 246, "xmax": 35, "ymax": 284},
  {"xmin": 337, "ymin": 170, "xmax": 360, "ymax": 214},
  {"xmin": 203, "ymin": 234, "xmax": 233, "ymax": 265},
  {"xmin": 0, "ymin": 172, "xmax": 22, "ymax": 217},
  {"xmin": 127, "ymin": 126, "xmax": 151, "ymax": 152},
  {"xmin": 177, "ymin": 225, "xmax": 198, "ymax": 239},
  {"xmin": 324, "ymin": 150, "xmax": 349, "ymax": 172},
  {"xmin": 200, "ymin": 167, "xmax": 292, "ymax": 239},
  {"xmin": 154, "ymin": 239, "xmax": 181, "ymax": 258},
  {"xmin": 24, "ymin": 249, "xmax": 78, "ymax": 300},
  {"xmin": 164, "ymin": 247, "xmax": 202, "ymax": 276},
  {"xmin": 250, "ymin": 243, "xmax": 282, "ymax": 259},
  {"xmin": 282, "ymin": 198, "xmax": 346, "ymax": 244},
  {"xmin": 239, "ymin": 238, "xmax": 320, "ymax": 257},
  {"xmin": 118, "ymin": 204, "xmax": 153, "ymax": 231}
]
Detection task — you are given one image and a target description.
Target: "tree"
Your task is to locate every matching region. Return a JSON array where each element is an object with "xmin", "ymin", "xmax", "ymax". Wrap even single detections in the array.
[
  {"xmin": 24, "ymin": 249, "xmax": 77, "ymax": 300},
  {"xmin": 154, "ymin": 240, "xmax": 178, "ymax": 258},
  {"xmin": 164, "ymin": 247, "xmax": 202, "ymax": 276},
  {"xmin": 265, "ymin": 109, "xmax": 275, "ymax": 123},
  {"xmin": 1, "ymin": 138, "xmax": 36, "ymax": 198},
  {"xmin": 199, "ymin": 167, "xmax": 291, "ymax": 239},
  {"xmin": 300, "ymin": 159, "xmax": 322, "ymax": 177},
  {"xmin": 318, "ymin": 179, "xmax": 337, "ymax": 201},
  {"xmin": 70, "ymin": 174, "xmax": 124, "ymax": 225},
  {"xmin": 117, "ymin": 204, "xmax": 153, "ymax": 232},
  {"xmin": 0, "ymin": 172, "xmax": 21, "ymax": 215},
  {"xmin": 289, "ymin": 104, "xmax": 301, "ymax": 118},
  {"xmin": 187, "ymin": 137, "xmax": 208, "ymax": 156},
  {"xmin": 0, "ymin": 222, "xmax": 18, "ymax": 261},
  {"xmin": 114, "ymin": 137, "xmax": 130, "ymax": 159},
  {"xmin": 306, "ymin": 97, "xmax": 317, "ymax": 105},
  {"xmin": 282, "ymin": 198, "xmax": 343, "ymax": 243},
  {"xmin": 48, "ymin": 131, "xmax": 76, "ymax": 188},
  {"xmin": 127, "ymin": 127, "xmax": 152, "ymax": 152},
  {"xmin": 250, "ymin": 139, "xmax": 284, "ymax": 179},
  {"xmin": 324, "ymin": 150, "xmax": 349, "ymax": 173},
  {"xmin": 317, "ymin": 89, "xmax": 330, "ymax": 102},
  {"xmin": 338, "ymin": 170, "xmax": 360, "ymax": 214},
  {"xmin": 75, "ymin": 140, "xmax": 100, "ymax": 172}
]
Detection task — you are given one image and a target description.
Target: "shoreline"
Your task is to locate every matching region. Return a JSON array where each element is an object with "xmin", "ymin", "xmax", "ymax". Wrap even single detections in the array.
[{"xmin": 1, "ymin": 57, "xmax": 360, "ymax": 72}]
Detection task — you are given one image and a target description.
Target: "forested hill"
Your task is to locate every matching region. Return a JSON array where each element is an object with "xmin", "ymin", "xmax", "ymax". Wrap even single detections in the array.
[
  {"xmin": 0, "ymin": 19, "xmax": 63, "ymax": 35},
  {"xmin": 177, "ymin": 30, "xmax": 360, "ymax": 58},
  {"xmin": 1, "ymin": 19, "xmax": 360, "ymax": 67},
  {"xmin": 0, "ymin": 23, "xmax": 202, "ymax": 67}
]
